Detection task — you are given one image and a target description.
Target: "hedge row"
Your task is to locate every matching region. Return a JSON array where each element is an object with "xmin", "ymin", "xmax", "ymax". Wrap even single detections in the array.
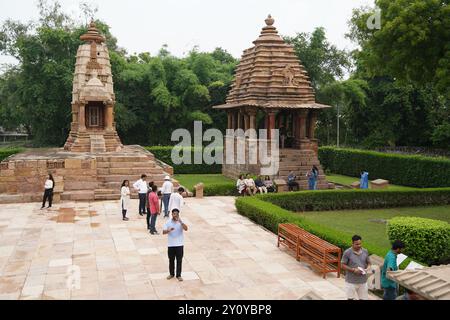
[
  {"xmin": 0, "ymin": 148, "xmax": 24, "ymax": 162},
  {"xmin": 146, "ymin": 146, "xmax": 222, "ymax": 174},
  {"xmin": 203, "ymin": 182, "xmax": 238, "ymax": 197},
  {"xmin": 235, "ymin": 196, "xmax": 419, "ymax": 267},
  {"xmin": 260, "ymin": 188, "xmax": 450, "ymax": 212},
  {"xmin": 319, "ymin": 146, "xmax": 450, "ymax": 188},
  {"xmin": 387, "ymin": 217, "xmax": 450, "ymax": 265}
]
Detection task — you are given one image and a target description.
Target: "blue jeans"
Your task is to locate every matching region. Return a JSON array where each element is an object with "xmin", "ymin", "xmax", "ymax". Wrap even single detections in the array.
[
  {"xmin": 383, "ymin": 287, "xmax": 397, "ymax": 300},
  {"xmin": 150, "ymin": 213, "xmax": 158, "ymax": 233},
  {"xmin": 163, "ymin": 193, "xmax": 171, "ymax": 216}
]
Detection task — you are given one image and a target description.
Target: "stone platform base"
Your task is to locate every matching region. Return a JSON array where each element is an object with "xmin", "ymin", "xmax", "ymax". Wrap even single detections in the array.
[
  {"xmin": 223, "ymin": 147, "xmax": 328, "ymax": 191},
  {"xmin": 0, "ymin": 145, "xmax": 175, "ymax": 204}
]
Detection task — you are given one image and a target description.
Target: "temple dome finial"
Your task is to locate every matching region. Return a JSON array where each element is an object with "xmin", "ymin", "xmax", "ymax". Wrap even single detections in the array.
[{"xmin": 265, "ymin": 14, "xmax": 275, "ymax": 26}]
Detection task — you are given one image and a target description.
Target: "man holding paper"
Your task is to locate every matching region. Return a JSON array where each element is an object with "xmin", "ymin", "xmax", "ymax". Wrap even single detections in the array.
[
  {"xmin": 341, "ymin": 235, "xmax": 372, "ymax": 300},
  {"xmin": 381, "ymin": 240, "xmax": 405, "ymax": 300}
]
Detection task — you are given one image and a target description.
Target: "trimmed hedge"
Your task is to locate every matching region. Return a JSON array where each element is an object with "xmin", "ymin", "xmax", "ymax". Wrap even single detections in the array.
[
  {"xmin": 0, "ymin": 148, "xmax": 24, "ymax": 162},
  {"xmin": 387, "ymin": 217, "xmax": 450, "ymax": 265},
  {"xmin": 203, "ymin": 182, "xmax": 238, "ymax": 197},
  {"xmin": 261, "ymin": 189, "xmax": 450, "ymax": 212},
  {"xmin": 146, "ymin": 146, "xmax": 222, "ymax": 174},
  {"xmin": 319, "ymin": 146, "xmax": 450, "ymax": 188}
]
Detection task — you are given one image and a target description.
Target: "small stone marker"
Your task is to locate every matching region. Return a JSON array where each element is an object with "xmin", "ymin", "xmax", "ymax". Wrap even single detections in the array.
[
  {"xmin": 194, "ymin": 183, "xmax": 204, "ymax": 198},
  {"xmin": 370, "ymin": 179, "xmax": 389, "ymax": 189},
  {"xmin": 351, "ymin": 181, "xmax": 360, "ymax": 189},
  {"xmin": 273, "ymin": 179, "xmax": 287, "ymax": 193}
]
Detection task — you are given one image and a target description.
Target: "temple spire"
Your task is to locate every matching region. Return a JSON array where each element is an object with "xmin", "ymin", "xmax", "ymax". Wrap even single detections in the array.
[{"xmin": 80, "ymin": 20, "xmax": 106, "ymax": 43}]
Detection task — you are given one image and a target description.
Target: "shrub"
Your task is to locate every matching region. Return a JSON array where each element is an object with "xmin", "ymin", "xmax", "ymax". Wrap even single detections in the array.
[
  {"xmin": 318, "ymin": 146, "xmax": 450, "ymax": 188},
  {"xmin": 261, "ymin": 189, "xmax": 450, "ymax": 212},
  {"xmin": 146, "ymin": 146, "xmax": 222, "ymax": 174},
  {"xmin": 203, "ymin": 182, "xmax": 238, "ymax": 196},
  {"xmin": 387, "ymin": 217, "xmax": 450, "ymax": 265},
  {"xmin": 0, "ymin": 148, "xmax": 24, "ymax": 162}
]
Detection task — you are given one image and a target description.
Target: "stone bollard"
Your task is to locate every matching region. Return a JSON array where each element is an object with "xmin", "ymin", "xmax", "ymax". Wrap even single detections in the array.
[
  {"xmin": 194, "ymin": 183, "xmax": 204, "ymax": 198},
  {"xmin": 273, "ymin": 179, "xmax": 287, "ymax": 193},
  {"xmin": 351, "ymin": 181, "xmax": 361, "ymax": 189}
]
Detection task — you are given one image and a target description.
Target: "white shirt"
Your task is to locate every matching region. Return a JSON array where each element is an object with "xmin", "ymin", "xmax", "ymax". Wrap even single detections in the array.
[
  {"xmin": 44, "ymin": 179, "xmax": 54, "ymax": 190},
  {"xmin": 164, "ymin": 219, "xmax": 185, "ymax": 247},
  {"xmin": 169, "ymin": 193, "xmax": 184, "ymax": 213},
  {"xmin": 161, "ymin": 181, "xmax": 173, "ymax": 194},
  {"xmin": 133, "ymin": 179, "xmax": 148, "ymax": 194}
]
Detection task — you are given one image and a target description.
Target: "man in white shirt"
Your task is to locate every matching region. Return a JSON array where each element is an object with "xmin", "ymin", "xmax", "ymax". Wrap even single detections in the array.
[
  {"xmin": 169, "ymin": 187, "xmax": 185, "ymax": 214},
  {"xmin": 163, "ymin": 209, "xmax": 188, "ymax": 281},
  {"xmin": 161, "ymin": 176, "xmax": 173, "ymax": 218},
  {"xmin": 133, "ymin": 174, "xmax": 148, "ymax": 216}
]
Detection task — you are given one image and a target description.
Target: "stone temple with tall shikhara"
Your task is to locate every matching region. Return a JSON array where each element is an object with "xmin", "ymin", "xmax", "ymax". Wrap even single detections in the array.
[
  {"xmin": 213, "ymin": 15, "xmax": 331, "ymax": 190},
  {"xmin": 0, "ymin": 22, "xmax": 174, "ymax": 204}
]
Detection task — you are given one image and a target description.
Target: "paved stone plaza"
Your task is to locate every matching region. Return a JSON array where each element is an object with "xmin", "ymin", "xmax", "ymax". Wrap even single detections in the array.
[{"xmin": 0, "ymin": 196, "xmax": 377, "ymax": 300}]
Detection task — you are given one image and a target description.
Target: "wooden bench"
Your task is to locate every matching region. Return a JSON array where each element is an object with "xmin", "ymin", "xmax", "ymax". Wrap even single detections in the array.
[{"xmin": 278, "ymin": 223, "xmax": 342, "ymax": 279}]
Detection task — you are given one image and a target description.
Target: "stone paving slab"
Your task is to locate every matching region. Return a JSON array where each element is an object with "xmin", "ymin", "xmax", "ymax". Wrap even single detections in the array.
[{"xmin": 0, "ymin": 196, "xmax": 378, "ymax": 300}]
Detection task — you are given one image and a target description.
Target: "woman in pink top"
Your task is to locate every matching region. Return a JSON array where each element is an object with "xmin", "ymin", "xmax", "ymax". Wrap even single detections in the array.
[{"xmin": 147, "ymin": 185, "xmax": 160, "ymax": 235}]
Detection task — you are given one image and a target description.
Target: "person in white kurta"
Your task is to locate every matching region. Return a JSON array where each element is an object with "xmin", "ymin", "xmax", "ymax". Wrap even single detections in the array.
[
  {"xmin": 121, "ymin": 180, "xmax": 131, "ymax": 221},
  {"xmin": 168, "ymin": 187, "xmax": 185, "ymax": 214}
]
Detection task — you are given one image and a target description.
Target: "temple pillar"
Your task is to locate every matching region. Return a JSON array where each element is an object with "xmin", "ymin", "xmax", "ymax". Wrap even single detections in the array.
[
  {"xmin": 237, "ymin": 110, "xmax": 242, "ymax": 130},
  {"xmin": 231, "ymin": 111, "xmax": 237, "ymax": 130},
  {"xmin": 79, "ymin": 103, "xmax": 86, "ymax": 131},
  {"xmin": 227, "ymin": 112, "xmax": 232, "ymax": 129},
  {"xmin": 299, "ymin": 110, "xmax": 308, "ymax": 140},
  {"xmin": 267, "ymin": 111, "xmax": 276, "ymax": 139},
  {"xmin": 248, "ymin": 110, "xmax": 256, "ymax": 130},
  {"xmin": 105, "ymin": 103, "xmax": 114, "ymax": 131},
  {"xmin": 309, "ymin": 110, "xmax": 318, "ymax": 140},
  {"xmin": 244, "ymin": 113, "xmax": 250, "ymax": 131}
]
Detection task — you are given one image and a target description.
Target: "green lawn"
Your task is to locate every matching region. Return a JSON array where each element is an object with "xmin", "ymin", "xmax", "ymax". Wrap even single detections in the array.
[
  {"xmin": 298, "ymin": 205, "xmax": 450, "ymax": 249},
  {"xmin": 326, "ymin": 173, "xmax": 417, "ymax": 191},
  {"xmin": 175, "ymin": 174, "xmax": 234, "ymax": 190}
]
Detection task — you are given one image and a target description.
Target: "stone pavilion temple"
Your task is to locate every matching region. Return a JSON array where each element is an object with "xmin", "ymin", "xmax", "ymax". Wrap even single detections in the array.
[{"xmin": 213, "ymin": 16, "xmax": 331, "ymax": 190}]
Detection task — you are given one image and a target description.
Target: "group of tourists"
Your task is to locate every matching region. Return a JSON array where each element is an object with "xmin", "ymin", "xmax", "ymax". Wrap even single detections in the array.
[
  {"xmin": 341, "ymin": 235, "xmax": 419, "ymax": 300},
  {"xmin": 120, "ymin": 174, "xmax": 188, "ymax": 281},
  {"xmin": 236, "ymin": 174, "xmax": 276, "ymax": 196}
]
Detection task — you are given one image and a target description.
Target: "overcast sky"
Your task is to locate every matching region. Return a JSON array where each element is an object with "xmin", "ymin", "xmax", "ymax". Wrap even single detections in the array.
[{"xmin": 0, "ymin": 0, "xmax": 374, "ymax": 65}]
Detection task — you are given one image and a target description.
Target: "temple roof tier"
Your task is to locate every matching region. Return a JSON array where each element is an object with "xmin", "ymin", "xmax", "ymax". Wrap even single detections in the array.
[{"xmin": 214, "ymin": 15, "xmax": 331, "ymax": 111}]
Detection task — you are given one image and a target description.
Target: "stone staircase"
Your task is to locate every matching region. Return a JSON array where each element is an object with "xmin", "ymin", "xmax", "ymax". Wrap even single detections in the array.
[
  {"xmin": 94, "ymin": 148, "xmax": 177, "ymax": 201},
  {"xmin": 277, "ymin": 148, "xmax": 328, "ymax": 190},
  {"xmin": 90, "ymin": 134, "xmax": 106, "ymax": 153}
]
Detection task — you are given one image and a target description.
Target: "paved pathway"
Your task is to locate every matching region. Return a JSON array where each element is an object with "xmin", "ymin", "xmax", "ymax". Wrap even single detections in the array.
[{"xmin": 0, "ymin": 196, "xmax": 375, "ymax": 300}]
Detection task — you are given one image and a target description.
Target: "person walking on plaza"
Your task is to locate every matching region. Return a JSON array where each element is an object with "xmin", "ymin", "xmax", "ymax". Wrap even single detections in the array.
[
  {"xmin": 41, "ymin": 174, "xmax": 55, "ymax": 209},
  {"xmin": 381, "ymin": 240, "xmax": 405, "ymax": 300},
  {"xmin": 161, "ymin": 175, "xmax": 173, "ymax": 218},
  {"xmin": 169, "ymin": 187, "xmax": 185, "ymax": 214},
  {"xmin": 341, "ymin": 235, "xmax": 372, "ymax": 300},
  {"xmin": 147, "ymin": 185, "xmax": 160, "ymax": 234},
  {"xmin": 120, "ymin": 180, "xmax": 130, "ymax": 221},
  {"xmin": 133, "ymin": 174, "xmax": 148, "ymax": 216},
  {"xmin": 163, "ymin": 209, "xmax": 188, "ymax": 281}
]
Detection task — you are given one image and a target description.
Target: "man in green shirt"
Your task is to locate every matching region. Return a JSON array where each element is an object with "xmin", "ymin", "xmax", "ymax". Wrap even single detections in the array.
[{"xmin": 381, "ymin": 240, "xmax": 405, "ymax": 300}]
